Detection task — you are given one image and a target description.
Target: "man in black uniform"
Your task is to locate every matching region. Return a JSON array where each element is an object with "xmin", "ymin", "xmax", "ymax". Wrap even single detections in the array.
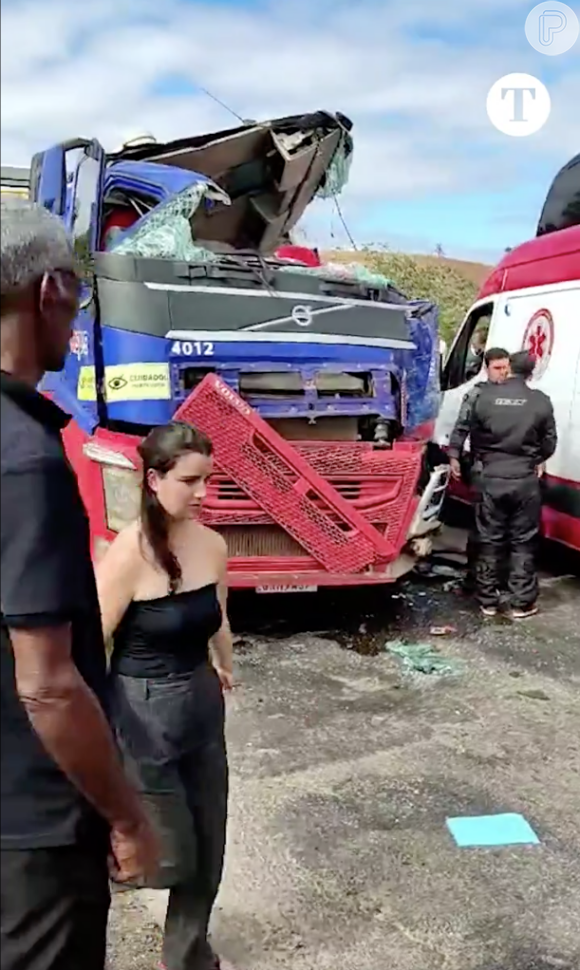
[
  {"xmin": 1, "ymin": 203, "xmax": 158, "ymax": 970},
  {"xmin": 449, "ymin": 350, "xmax": 557, "ymax": 619},
  {"xmin": 449, "ymin": 347, "xmax": 511, "ymax": 590}
]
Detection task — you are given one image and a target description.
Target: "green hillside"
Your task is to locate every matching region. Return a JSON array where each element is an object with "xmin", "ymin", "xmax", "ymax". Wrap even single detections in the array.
[{"xmin": 324, "ymin": 249, "xmax": 492, "ymax": 343}]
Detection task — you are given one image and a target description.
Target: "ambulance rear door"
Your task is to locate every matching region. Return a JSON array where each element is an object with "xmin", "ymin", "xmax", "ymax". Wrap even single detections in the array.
[{"xmin": 486, "ymin": 280, "xmax": 580, "ymax": 483}]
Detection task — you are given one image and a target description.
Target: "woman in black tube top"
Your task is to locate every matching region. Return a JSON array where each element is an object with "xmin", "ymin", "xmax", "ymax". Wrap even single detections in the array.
[{"xmin": 96, "ymin": 421, "xmax": 235, "ymax": 970}]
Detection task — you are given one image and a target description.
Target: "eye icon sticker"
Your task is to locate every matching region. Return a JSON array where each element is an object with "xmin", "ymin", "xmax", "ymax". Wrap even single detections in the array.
[{"xmin": 107, "ymin": 376, "xmax": 128, "ymax": 391}]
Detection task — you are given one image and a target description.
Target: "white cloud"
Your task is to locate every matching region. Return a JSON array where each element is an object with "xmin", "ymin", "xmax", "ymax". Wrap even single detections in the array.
[{"xmin": 1, "ymin": 0, "xmax": 578, "ymax": 257}]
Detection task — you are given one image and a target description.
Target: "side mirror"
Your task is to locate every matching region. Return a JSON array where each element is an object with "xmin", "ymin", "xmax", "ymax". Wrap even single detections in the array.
[
  {"xmin": 439, "ymin": 339, "xmax": 448, "ymax": 387},
  {"xmin": 79, "ymin": 289, "xmax": 94, "ymax": 311},
  {"xmin": 78, "ymin": 274, "xmax": 96, "ymax": 311}
]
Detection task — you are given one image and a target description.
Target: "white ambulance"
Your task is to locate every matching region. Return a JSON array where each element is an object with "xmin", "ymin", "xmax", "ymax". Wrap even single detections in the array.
[{"xmin": 436, "ymin": 155, "xmax": 580, "ymax": 552}]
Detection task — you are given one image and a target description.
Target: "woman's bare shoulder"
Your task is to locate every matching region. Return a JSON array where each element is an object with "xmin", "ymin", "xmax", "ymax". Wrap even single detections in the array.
[
  {"xmin": 98, "ymin": 520, "xmax": 143, "ymax": 571},
  {"xmin": 199, "ymin": 524, "xmax": 228, "ymax": 560}
]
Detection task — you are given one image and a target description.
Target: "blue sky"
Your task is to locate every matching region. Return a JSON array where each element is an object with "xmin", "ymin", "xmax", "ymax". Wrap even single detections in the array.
[{"xmin": 1, "ymin": 0, "xmax": 578, "ymax": 263}]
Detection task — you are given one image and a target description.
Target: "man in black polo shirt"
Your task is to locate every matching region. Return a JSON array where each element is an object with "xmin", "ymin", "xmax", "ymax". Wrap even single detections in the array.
[{"xmin": 1, "ymin": 203, "xmax": 158, "ymax": 970}]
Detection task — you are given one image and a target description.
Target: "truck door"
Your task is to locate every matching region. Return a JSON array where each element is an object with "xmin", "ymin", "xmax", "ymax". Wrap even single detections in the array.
[
  {"xmin": 434, "ymin": 299, "xmax": 495, "ymax": 449},
  {"xmin": 31, "ymin": 140, "xmax": 106, "ymax": 432}
]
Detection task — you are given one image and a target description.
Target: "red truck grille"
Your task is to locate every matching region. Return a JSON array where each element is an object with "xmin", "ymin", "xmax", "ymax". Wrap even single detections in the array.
[
  {"xmin": 219, "ymin": 526, "xmax": 305, "ymax": 559},
  {"xmin": 211, "ymin": 471, "xmax": 393, "ymax": 516},
  {"xmin": 175, "ymin": 375, "xmax": 423, "ymax": 574},
  {"xmin": 202, "ymin": 439, "xmax": 423, "ymax": 547}
]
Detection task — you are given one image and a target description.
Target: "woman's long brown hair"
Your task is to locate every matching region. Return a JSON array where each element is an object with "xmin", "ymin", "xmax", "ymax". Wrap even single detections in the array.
[{"xmin": 137, "ymin": 421, "xmax": 212, "ymax": 594}]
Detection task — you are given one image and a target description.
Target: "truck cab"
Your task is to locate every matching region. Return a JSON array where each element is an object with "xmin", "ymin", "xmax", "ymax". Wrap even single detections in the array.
[{"xmin": 7, "ymin": 116, "xmax": 450, "ymax": 589}]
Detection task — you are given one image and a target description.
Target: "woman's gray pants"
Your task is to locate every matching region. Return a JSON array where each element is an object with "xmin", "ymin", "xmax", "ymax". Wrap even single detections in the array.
[{"xmin": 110, "ymin": 665, "xmax": 228, "ymax": 970}]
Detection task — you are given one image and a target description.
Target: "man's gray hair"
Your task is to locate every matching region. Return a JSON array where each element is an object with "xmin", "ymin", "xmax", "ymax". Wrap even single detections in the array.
[{"xmin": 1, "ymin": 201, "xmax": 75, "ymax": 298}]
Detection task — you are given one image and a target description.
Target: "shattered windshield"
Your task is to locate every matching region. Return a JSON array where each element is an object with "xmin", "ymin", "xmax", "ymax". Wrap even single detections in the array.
[{"xmin": 109, "ymin": 180, "xmax": 230, "ymax": 262}]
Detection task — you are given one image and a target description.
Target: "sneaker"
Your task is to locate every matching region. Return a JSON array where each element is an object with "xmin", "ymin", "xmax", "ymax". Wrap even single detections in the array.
[
  {"xmin": 160, "ymin": 958, "xmax": 238, "ymax": 970},
  {"xmin": 510, "ymin": 605, "xmax": 539, "ymax": 620},
  {"xmin": 480, "ymin": 605, "xmax": 498, "ymax": 617}
]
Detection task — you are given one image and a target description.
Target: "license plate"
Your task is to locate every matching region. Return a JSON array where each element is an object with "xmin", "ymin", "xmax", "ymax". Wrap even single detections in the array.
[{"xmin": 256, "ymin": 585, "xmax": 318, "ymax": 594}]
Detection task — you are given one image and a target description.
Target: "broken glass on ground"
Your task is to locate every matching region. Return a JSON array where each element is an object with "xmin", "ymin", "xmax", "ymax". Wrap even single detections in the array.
[{"xmin": 386, "ymin": 639, "xmax": 463, "ymax": 677}]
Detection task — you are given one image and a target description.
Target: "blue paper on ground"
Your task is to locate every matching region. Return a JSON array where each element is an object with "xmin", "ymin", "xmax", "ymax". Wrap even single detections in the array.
[{"xmin": 446, "ymin": 813, "xmax": 540, "ymax": 847}]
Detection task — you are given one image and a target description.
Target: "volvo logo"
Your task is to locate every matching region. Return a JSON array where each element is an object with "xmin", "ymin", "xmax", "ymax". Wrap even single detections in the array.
[{"xmin": 291, "ymin": 304, "xmax": 313, "ymax": 327}]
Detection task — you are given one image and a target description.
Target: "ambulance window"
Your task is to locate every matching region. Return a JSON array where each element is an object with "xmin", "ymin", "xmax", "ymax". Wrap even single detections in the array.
[{"xmin": 442, "ymin": 302, "xmax": 494, "ymax": 390}]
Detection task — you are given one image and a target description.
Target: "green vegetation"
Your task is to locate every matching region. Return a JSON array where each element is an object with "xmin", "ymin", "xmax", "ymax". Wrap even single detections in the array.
[
  {"xmin": 74, "ymin": 234, "xmax": 94, "ymax": 284},
  {"xmin": 362, "ymin": 248, "xmax": 480, "ymax": 343}
]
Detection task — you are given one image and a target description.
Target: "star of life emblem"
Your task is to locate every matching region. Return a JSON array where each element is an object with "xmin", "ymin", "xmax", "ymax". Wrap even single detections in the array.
[{"xmin": 521, "ymin": 309, "xmax": 554, "ymax": 380}]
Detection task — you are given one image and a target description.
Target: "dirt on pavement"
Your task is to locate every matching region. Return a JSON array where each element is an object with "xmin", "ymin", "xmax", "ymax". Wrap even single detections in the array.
[{"xmin": 107, "ymin": 889, "xmax": 162, "ymax": 969}]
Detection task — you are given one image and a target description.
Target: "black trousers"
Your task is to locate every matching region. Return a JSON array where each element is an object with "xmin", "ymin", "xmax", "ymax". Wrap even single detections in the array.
[
  {"xmin": 110, "ymin": 664, "xmax": 228, "ymax": 970},
  {"xmin": 464, "ymin": 468, "xmax": 482, "ymax": 591},
  {"xmin": 458, "ymin": 462, "xmax": 482, "ymax": 592},
  {"xmin": 465, "ymin": 528, "xmax": 479, "ymax": 591},
  {"xmin": 0, "ymin": 841, "xmax": 110, "ymax": 970},
  {"xmin": 475, "ymin": 475, "xmax": 542, "ymax": 609}
]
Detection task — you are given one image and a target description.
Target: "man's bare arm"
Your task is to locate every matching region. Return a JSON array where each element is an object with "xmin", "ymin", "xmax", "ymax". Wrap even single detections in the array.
[{"xmin": 11, "ymin": 623, "xmax": 146, "ymax": 834}]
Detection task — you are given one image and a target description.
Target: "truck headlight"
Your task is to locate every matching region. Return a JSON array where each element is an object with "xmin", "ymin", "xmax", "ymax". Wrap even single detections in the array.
[
  {"xmin": 83, "ymin": 442, "xmax": 141, "ymax": 533},
  {"xmin": 101, "ymin": 466, "xmax": 141, "ymax": 532}
]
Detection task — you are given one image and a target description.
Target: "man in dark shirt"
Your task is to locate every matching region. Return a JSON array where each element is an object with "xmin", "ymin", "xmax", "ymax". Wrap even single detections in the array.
[
  {"xmin": 1, "ymin": 203, "xmax": 158, "ymax": 970},
  {"xmin": 449, "ymin": 347, "xmax": 511, "ymax": 591},
  {"xmin": 464, "ymin": 326, "xmax": 487, "ymax": 381},
  {"xmin": 449, "ymin": 350, "xmax": 557, "ymax": 620}
]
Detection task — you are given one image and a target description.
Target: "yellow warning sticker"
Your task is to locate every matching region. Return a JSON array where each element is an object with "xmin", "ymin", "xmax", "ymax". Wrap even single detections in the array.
[
  {"xmin": 0, "ymin": 186, "xmax": 29, "ymax": 200},
  {"xmin": 104, "ymin": 363, "xmax": 171, "ymax": 402},
  {"xmin": 78, "ymin": 366, "xmax": 97, "ymax": 401},
  {"xmin": 77, "ymin": 363, "xmax": 171, "ymax": 403}
]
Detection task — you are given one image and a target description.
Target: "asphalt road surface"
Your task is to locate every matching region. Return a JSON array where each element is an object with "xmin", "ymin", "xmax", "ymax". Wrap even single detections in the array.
[{"xmin": 108, "ymin": 532, "xmax": 580, "ymax": 970}]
